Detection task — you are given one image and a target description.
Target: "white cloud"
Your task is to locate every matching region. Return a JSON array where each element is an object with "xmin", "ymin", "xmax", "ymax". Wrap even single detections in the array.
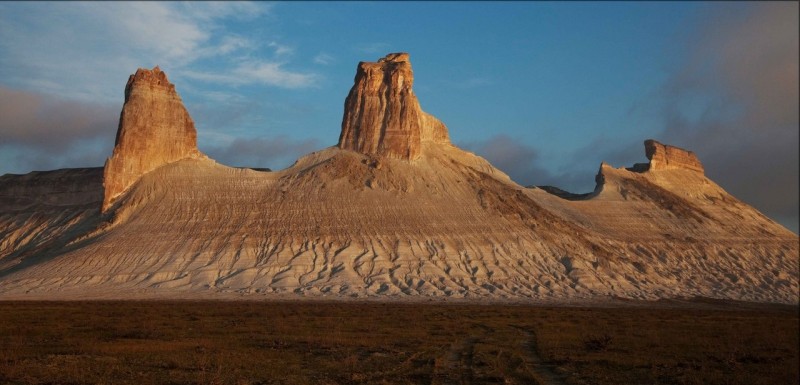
[
  {"xmin": 199, "ymin": 90, "xmax": 247, "ymax": 103},
  {"xmin": 0, "ymin": 1, "xmax": 321, "ymax": 175},
  {"xmin": 268, "ymin": 41, "xmax": 294, "ymax": 56},
  {"xmin": 234, "ymin": 61, "xmax": 317, "ymax": 88},
  {"xmin": 0, "ymin": 2, "xmax": 309, "ymax": 102},
  {"xmin": 313, "ymin": 53, "xmax": 335, "ymax": 65},
  {"xmin": 179, "ymin": 1, "xmax": 269, "ymax": 22},
  {"xmin": 197, "ymin": 35, "xmax": 254, "ymax": 57},
  {"xmin": 99, "ymin": 2, "xmax": 209, "ymax": 65},
  {"xmin": 184, "ymin": 61, "xmax": 318, "ymax": 89}
]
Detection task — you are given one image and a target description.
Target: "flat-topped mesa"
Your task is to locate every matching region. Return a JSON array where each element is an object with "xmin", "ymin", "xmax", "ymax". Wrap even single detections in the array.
[
  {"xmin": 338, "ymin": 52, "xmax": 450, "ymax": 160},
  {"xmin": 643, "ymin": 139, "xmax": 704, "ymax": 173},
  {"xmin": 102, "ymin": 66, "xmax": 202, "ymax": 212}
]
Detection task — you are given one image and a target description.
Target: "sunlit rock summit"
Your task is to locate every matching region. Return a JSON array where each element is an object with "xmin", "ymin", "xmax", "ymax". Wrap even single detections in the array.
[
  {"xmin": 644, "ymin": 139, "xmax": 704, "ymax": 173},
  {"xmin": 103, "ymin": 66, "xmax": 203, "ymax": 211},
  {"xmin": 338, "ymin": 53, "xmax": 450, "ymax": 160},
  {"xmin": 0, "ymin": 53, "xmax": 797, "ymax": 303}
]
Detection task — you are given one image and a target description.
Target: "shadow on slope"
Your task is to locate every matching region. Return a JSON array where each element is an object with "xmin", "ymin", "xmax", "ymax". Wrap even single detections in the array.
[{"xmin": 0, "ymin": 168, "xmax": 107, "ymax": 280}]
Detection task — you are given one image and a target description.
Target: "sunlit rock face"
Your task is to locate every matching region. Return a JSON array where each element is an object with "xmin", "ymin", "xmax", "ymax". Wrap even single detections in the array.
[
  {"xmin": 338, "ymin": 52, "xmax": 449, "ymax": 160},
  {"xmin": 645, "ymin": 139, "xmax": 704, "ymax": 173},
  {"xmin": 102, "ymin": 66, "xmax": 202, "ymax": 211}
]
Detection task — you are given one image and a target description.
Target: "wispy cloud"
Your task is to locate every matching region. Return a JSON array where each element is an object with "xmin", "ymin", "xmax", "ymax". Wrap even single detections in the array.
[
  {"xmin": 196, "ymin": 35, "xmax": 254, "ymax": 57},
  {"xmin": 313, "ymin": 53, "xmax": 335, "ymax": 65},
  {"xmin": 268, "ymin": 41, "xmax": 294, "ymax": 57},
  {"xmin": 0, "ymin": 2, "xmax": 307, "ymax": 101},
  {"xmin": 179, "ymin": 1, "xmax": 270, "ymax": 22},
  {"xmin": 0, "ymin": 1, "xmax": 323, "ymax": 174},
  {"xmin": 184, "ymin": 61, "xmax": 318, "ymax": 89}
]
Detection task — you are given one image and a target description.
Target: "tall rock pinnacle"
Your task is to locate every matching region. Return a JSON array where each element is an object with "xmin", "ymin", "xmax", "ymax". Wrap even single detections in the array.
[
  {"xmin": 338, "ymin": 53, "xmax": 450, "ymax": 160},
  {"xmin": 102, "ymin": 66, "xmax": 201, "ymax": 212}
]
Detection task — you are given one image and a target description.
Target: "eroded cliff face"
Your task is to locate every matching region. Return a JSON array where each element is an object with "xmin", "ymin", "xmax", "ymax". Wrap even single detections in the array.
[
  {"xmin": 0, "ymin": 54, "xmax": 796, "ymax": 303},
  {"xmin": 645, "ymin": 139, "xmax": 704, "ymax": 173},
  {"xmin": 102, "ymin": 66, "xmax": 202, "ymax": 211},
  {"xmin": 338, "ymin": 53, "xmax": 450, "ymax": 160}
]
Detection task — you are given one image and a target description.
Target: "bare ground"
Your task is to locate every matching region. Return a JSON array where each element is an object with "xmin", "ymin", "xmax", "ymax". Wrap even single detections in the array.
[{"xmin": 0, "ymin": 300, "xmax": 796, "ymax": 385}]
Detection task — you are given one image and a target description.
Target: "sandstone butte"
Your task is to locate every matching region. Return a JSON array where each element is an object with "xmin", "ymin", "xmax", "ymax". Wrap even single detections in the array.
[{"xmin": 0, "ymin": 53, "xmax": 797, "ymax": 303}]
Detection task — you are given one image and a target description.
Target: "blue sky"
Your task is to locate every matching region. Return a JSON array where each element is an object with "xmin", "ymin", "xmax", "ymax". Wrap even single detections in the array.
[{"xmin": 0, "ymin": 2, "xmax": 797, "ymax": 232}]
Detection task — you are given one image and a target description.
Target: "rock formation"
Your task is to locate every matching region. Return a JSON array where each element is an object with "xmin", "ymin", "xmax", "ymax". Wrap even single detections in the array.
[
  {"xmin": 0, "ymin": 54, "xmax": 797, "ymax": 303},
  {"xmin": 102, "ymin": 66, "xmax": 202, "ymax": 211},
  {"xmin": 644, "ymin": 139, "xmax": 704, "ymax": 173},
  {"xmin": 338, "ymin": 53, "xmax": 450, "ymax": 160}
]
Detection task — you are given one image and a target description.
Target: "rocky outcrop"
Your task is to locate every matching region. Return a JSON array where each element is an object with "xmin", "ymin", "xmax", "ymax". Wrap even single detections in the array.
[
  {"xmin": 1, "ymin": 56, "xmax": 797, "ymax": 304},
  {"xmin": 102, "ymin": 66, "xmax": 202, "ymax": 211},
  {"xmin": 644, "ymin": 139, "xmax": 704, "ymax": 173},
  {"xmin": 338, "ymin": 53, "xmax": 450, "ymax": 160}
]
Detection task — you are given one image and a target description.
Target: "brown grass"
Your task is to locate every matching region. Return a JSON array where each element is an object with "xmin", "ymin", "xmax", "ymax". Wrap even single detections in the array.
[{"xmin": 0, "ymin": 300, "xmax": 796, "ymax": 385}]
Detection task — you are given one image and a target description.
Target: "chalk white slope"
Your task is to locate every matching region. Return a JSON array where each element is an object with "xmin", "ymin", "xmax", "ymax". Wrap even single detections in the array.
[{"xmin": 0, "ymin": 142, "xmax": 796, "ymax": 302}]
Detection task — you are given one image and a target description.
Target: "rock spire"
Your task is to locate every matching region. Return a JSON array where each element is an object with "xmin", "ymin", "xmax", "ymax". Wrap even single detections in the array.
[
  {"xmin": 102, "ymin": 66, "xmax": 201, "ymax": 211},
  {"xmin": 338, "ymin": 53, "xmax": 449, "ymax": 160}
]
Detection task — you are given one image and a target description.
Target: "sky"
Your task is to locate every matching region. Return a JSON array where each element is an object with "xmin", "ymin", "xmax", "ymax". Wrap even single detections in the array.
[{"xmin": 0, "ymin": 2, "xmax": 797, "ymax": 233}]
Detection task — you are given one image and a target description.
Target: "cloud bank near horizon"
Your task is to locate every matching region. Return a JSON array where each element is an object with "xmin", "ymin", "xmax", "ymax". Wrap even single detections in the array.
[
  {"xmin": 463, "ymin": 3, "xmax": 798, "ymax": 232},
  {"xmin": 650, "ymin": 2, "xmax": 798, "ymax": 231}
]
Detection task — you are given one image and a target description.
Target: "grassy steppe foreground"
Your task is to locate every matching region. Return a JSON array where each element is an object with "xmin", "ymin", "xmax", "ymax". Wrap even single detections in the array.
[{"xmin": 0, "ymin": 300, "xmax": 796, "ymax": 385}]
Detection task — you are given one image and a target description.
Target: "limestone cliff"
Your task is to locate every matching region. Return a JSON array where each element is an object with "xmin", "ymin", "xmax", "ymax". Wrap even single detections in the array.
[
  {"xmin": 644, "ymin": 139, "xmax": 704, "ymax": 173},
  {"xmin": 338, "ymin": 53, "xmax": 450, "ymax": 160},
  {"xmin": 102, "ymin": 66, "xmax": 202, "ymax": 212}
]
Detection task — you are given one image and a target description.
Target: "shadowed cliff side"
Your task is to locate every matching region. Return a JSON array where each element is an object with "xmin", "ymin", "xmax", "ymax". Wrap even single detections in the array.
[{"xmin": 0, "ymin": 168, "xmax": 103, "ymax": 274}]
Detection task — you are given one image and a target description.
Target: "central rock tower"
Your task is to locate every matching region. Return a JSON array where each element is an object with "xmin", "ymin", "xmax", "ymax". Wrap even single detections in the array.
[{"xmin": 338, "ymin": 53, "xmax": 450, "ymax": 160}]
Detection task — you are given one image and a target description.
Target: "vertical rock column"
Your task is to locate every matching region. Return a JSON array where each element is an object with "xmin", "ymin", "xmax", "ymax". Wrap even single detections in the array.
[
  {"xmin": 338, "ymin": 52, "xmax": 449, "ymax": 160},
  {"xmin": 102, "ymin": 66, "xmax": 201, "ymax": 211}
]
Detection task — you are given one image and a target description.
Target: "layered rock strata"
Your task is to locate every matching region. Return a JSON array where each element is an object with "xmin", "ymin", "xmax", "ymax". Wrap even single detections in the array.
[
  {"xmin": 0, "ymin": 55, "xmax": 796, "ymax": 303},
  {"xmin": 645, "ymin": 139, "xmax": 704, "ymax": 173},
  {"xmin": 338, "ymin": 53, "xmax": 450, "ymax": 160},
  {"xmin": 102, "ymin": 66, "xmax": 201, "ymax": 211}
]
